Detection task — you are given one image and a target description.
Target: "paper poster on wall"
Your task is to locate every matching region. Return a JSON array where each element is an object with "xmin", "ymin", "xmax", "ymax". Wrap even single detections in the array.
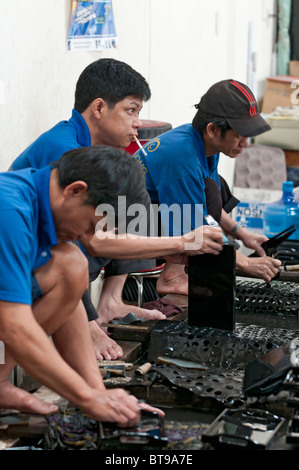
[{"xmin": 67, "ymin": 1, "xmax": 117, "ymax": 52}]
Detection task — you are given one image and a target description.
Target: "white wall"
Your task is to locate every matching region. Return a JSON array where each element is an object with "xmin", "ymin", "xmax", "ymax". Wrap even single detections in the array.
[{"xmin": 0, "ymin": 0, "xmax": 276, "ymax": 181}]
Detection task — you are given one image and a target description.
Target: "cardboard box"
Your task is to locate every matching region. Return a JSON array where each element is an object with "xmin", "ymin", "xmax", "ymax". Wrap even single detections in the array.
[
  {"xmin": 261, "ymin": 75, "xmax": 299, "ymax": 113},
  {"xmin": 254, "ymin": 117, "xmax": 299, "ymax": 150},
  {"xmin": 290, "ymin": 61, "xmax": 299, "ymax": 77}
]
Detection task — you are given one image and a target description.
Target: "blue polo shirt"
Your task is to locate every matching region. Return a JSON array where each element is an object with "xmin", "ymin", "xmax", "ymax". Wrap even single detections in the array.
[
  {"xmin": 0, "ymin": 166, "xmax": 58, "ymax": 304},
  {"xmin": 133, "ymin": 123, "xmax": 220, "ymax": 236},
  {"xmin": 9, "ymin": 109, "xmax": 91, "ymax": 170}
]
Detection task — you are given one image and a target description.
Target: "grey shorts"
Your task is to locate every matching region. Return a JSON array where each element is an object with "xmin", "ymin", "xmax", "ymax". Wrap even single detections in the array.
[{"xmin": 31, "ymin": 273, "xmax": 43, "ymax": 302}]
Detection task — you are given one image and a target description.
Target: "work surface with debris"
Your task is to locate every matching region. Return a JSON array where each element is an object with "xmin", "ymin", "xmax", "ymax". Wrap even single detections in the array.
[{"xmin": 2, "ymin": 281, "xmax": 299, "ymax": 452}]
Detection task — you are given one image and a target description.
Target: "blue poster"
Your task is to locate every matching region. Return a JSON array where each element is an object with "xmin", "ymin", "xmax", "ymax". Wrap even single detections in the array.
[{"xmin": 67, "ymin": 1, "xmax": 117, "ymax": 51}]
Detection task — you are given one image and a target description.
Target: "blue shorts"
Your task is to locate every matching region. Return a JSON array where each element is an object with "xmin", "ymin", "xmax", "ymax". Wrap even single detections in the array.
[{"xmin": 31, "ymin": 273, "xmax": 43, "ymax": 302}]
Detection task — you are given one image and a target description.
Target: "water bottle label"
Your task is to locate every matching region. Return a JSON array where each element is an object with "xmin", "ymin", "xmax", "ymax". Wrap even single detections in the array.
[{"xmin": 235, "ymin": 202, "xmax": 265, "ymax": 232}]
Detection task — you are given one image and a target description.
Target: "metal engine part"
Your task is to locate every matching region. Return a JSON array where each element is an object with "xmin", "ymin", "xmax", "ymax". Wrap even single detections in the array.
[
  {"xmin": 149, "ymin": 321, "xmax": 299, "ymax": 367},
  {"xmin": 148, "ymin": 321, "xmax": 299, "ymax": 405},
  {"xmin": 236, "ymin": 279, "xmax": 299, "ymax": 315},
  {"xmin": 156, "ymin": 363, "xmax": 246, "ymax": 407}
]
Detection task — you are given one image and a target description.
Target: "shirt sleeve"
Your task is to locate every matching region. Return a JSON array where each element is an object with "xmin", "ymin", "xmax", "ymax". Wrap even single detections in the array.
[
  {"xmin": 10, "ymin": 133, "xmax": 79, "ymax": 171},
  {"xmin": 0, "ymin": 208, "xmax": 34, "ymax": 304}
]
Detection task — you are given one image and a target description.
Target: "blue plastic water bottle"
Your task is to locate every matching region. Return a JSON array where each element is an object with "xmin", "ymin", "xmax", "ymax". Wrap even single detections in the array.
[{"xmin": 263, "ymin": 181, "xmax": 299, "ymax": 239}]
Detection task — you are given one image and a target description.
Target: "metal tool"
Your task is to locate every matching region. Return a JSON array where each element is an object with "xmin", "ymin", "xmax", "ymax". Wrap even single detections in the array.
[{"xmin": 249, "ymin": 225, "xmax": 296, "ymax": 257}]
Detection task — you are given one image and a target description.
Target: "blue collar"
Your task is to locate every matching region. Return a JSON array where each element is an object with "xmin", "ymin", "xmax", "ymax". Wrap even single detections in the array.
[
  {"xmin": 33, "ymin": 166, "xmax": 58, "ymax": 252},
  {"xmin": 70, "ymin": 109, "xmax": 91, "ymax": 147},
  {"xmin": 190, "ymin": 127, "xmax": 219, "ymax": 178}
]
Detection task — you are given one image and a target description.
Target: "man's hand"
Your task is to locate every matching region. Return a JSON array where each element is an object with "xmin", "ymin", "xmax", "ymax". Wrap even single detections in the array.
[
  {"xmin": 236, "ymin": 253, "xmax": 281, "ymax": 282},
  {"xmin": 82, "ymin": 388, "xmax": 164, "ymax": 427},
  {"xmin": 183, "ymin": 225, "xmax": 224, "ymax": 256},
  {"xmin": 233, "ymin": 227, "xmax": 268, "ymax": 257}
]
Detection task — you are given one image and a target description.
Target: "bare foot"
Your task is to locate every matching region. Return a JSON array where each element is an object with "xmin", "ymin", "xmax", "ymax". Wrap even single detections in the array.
[
  {"xmin": 156, "ymin": 276, "xmax": 188, "ymax": 296},
  {"xmin": 97, "ymin": 274, "xmax": 166, "ymax": 325},
  {"xmin": 120, "ymin": 304, "xmax": 166, "ymax": 320},
  {"xmin": 0, "ymin": 381, "xmax": 58, "ymax": 415},
  {"xmin": 89, "ymin": 321, "xmax": 123, "ymax": 361},
  {"xmin": 156, "ymin": 263, "xmax": 188, "ymax": 296},
  {"xmin": 97, "ymin": 299, "xmax": 166, "ymax": 325}
]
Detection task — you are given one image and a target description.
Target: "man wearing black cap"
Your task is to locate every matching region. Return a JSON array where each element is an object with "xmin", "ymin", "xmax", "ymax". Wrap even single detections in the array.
[{"xmin": 133, "ymin": 79, "xmax": 281, "ymax": 296}]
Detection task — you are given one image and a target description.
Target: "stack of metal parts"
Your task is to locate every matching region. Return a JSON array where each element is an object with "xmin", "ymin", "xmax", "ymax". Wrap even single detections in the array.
[
  {"xmin": 44, "ymin": 407, "xmax": 168, "ymax": 451},
  {"xmin": 43, "ymin": 407, "xmax": 211, "ymax": 451},
  {"xmin": 274, "ymin": 240, "xmax": 299, "ymax": 264},
  {"xmin": 44, "ymin": 409, "xmax": 100, "ymax": 450},
  {"xmin": 235, "ymin": 279, "xmax": 299, "ymax": 315},
  {"xmin": 148, "ymin": 321, "xmax": 299, "ymax": 407},
  {"xmin": 242, "ymin": 343, "xmax": 299, "ymax": 446},
  {"xmin": 164, "ymin": 421, "xmax": 208, "ymax": 450}
]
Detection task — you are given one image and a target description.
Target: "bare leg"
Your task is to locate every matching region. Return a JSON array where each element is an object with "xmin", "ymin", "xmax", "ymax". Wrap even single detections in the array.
[
  {"xmin": 34, "ymin": 245, "xmax": 107, "ymax": 390},
  {"xmin": 156, "ymin": 262, "xmax": 188, "ymax": 296},
  {"xmin": 35, "ymin": 246, "xmax": 123, "ymax": 360},
  {"xmin": 96, "ymin": 274, "xmax": 166, "ymax": 325},
  {"xmin": 0, "ymin": 243, "xmax": 88, "ymax": 414},
  {"xmin": 51, "ymin": 302, "xmax": 105, "ymax": 392},
  {"xmin": 32, "ymin": 244, "xmax": 89, "ymax": 332}
]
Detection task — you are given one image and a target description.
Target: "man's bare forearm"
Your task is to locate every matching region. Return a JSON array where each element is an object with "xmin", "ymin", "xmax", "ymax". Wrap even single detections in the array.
[
  {"xmin": 83, "ymin": 233, "xmax": 184, "ymax": 259},
  {"xmin": 82, "ymin": 225, "xmax": 224, "ymax": 259}
]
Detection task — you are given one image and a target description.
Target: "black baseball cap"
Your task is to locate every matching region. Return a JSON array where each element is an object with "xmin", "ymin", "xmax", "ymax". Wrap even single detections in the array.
[{"xmin": 196, "ymin": 79, "xmax": 271, "ymax": 137}]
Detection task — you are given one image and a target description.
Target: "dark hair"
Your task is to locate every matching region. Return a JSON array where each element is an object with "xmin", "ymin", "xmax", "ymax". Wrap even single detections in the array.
[
  {"xmin": 53, "ymin": 146, "xmax": 148, "ymax": 213},
  {"xmin": 74, "ymin": 58, "xmax": 151, "ymax": 112},
  {"xmin": 192, "ymin": 106, "xmax": 231, "ymax": 137}
]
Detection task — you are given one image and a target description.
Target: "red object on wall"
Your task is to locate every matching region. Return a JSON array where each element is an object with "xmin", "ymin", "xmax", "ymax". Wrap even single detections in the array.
[{"xmin": 126, "ymin": 119, "xmax": 172, "ymax": 155}]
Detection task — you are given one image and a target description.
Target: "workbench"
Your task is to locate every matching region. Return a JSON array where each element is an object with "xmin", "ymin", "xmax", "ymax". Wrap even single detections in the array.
[{"xmin": 2, "ymin": 286, "xmax": 299, "ymax": 452}]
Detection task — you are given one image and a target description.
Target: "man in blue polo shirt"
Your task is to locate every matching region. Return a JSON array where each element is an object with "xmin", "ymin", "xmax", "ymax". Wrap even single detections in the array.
[
  {"xmin": 133, "ymin": 79, "xmax": 281, "ymax": 295},
  {"xmin": 10, "ymin": 58, "xmax": 167, "ymax": 361},
  {"xmin": 0, "ymin": 146, "xmax": 167, "ymax": 423}
]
